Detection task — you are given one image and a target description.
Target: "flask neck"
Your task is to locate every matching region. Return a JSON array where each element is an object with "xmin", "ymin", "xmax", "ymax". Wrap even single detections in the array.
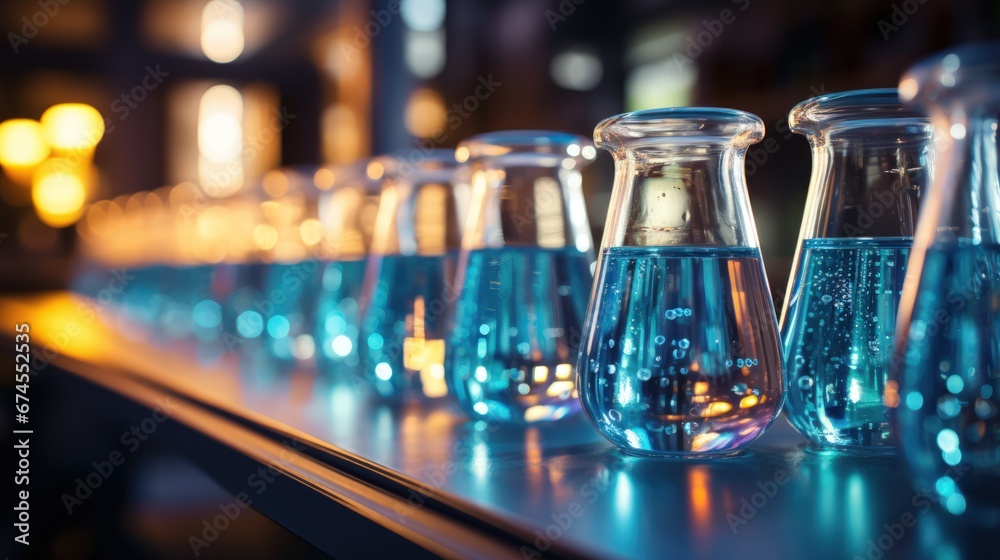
[
  {"xmin": 462, "ymin": 160, "xmax": 593, "ymax": 252},
  {"xmin": 799, "ymin": 125, "xmax": 933, "ymax": 239},
  {"xmin": 916, "ymin": 113, "xmax": 1000, "ymax": 247},
  {"xmin": 601, "ymin": 143, "xmax": 760, "ymax": 248}
]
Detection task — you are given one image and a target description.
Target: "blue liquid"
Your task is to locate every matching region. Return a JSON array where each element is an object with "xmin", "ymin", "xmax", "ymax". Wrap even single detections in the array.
[
  {"xmin": 359, "ymin": 253, "xmax": 458, "ymax": 400},
  {"xmin": 260, "ymin": 261, "xmax": 322, "ymax": 365},
  {"xmin": 447, "ymin": 247, "xmax": 593, "ymax": 423},
  {"xmin": 782, "ymin": 237, "xmax": 911, "ymax": 448},
  {"xmin": 120, "ymin": 265, "xmax": 165, "ymax": 329},
  {"xmin": 224, "ymin": 261, "xmax": 323, "ymax": 374},
  {"xmin": 315, "ymin": 259, "xmax": 367, "ymax": 378},
  {"xmin": 896, "ymin": 240, "xmax": 1000, "ymax": 520},
  {"xmin": 579, "ymin": 246, "xmax": 782, "ymax": 456}
]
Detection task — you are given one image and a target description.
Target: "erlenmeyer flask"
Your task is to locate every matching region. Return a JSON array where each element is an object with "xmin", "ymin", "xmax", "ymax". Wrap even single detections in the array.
[
  {"xmin": 359, "ymin": 151, "xmax": 468, "ymax": 401},
  {"xmin": 447, "ymin": 131, "xmax": 597, "ymax": 423},
  {"xmin": 259, "ymin": 169, "xmax": 323, "ymax": 369},
  {"xmin": 781, "ymin": 89, "xmax": 933, "ymax": 450},
  {"xmin": 228, "ymin": 169, "xmax": 319, "ymax": 377},
  {"xmin": 891, "ymin": 44, "xmax": 1000, "ymax": 523},
  {"xmin": 314, "ymin": 163, "xmax": 381, "ymax": 380},
  {"xmin": 579, "ymin": 108, "xmax": 782, "ymax": 456}
]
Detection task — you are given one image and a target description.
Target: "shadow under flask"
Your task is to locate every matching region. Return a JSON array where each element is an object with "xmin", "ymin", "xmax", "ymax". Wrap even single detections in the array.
[
  {"xmin": 447, "ymin": 131, "xmax": 597, "ymax": 423},
  {"xmin": 891, "ymin": 44, "xmax": 1000, "ymax": 524},
  {"xmin": 579, "ymin": 108, "xmax": 783, "ymax": 456},
  {"xmin": 781, "ymin": 89, "xmax": 933, "ymax": 450}
]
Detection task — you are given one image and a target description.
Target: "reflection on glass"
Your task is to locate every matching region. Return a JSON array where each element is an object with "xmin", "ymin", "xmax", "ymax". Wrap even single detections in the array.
[
  {"xmin": 579, "ymin": 108, "xmax": 783, "ymax": 456},
  {"xmin": 314, "ymin": 163, "xmax": 381, "ymax": 380},
  {"xmin": 359, "ymin": 151, "xmax": 468, "ymax": 401},
  {"xmin": 893, "ymin": 44, "xmax": 1000, "ymax": 526},
  {"xmin": 448, "ymin": 131, "xmax": 596, "ymax": 424},
  {"xmin": 780, "ymin": 89, "xmax": 933, "ymax": 450}
]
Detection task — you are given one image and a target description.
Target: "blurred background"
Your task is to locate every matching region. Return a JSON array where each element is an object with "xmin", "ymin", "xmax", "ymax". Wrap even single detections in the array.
[
  {"xmin": 2, "ymin": 0, "xmax": 1000, "ymax": 558},
  {"xmin": 1, "ymin": 0, "xmax": 998, "ymax": 302}
]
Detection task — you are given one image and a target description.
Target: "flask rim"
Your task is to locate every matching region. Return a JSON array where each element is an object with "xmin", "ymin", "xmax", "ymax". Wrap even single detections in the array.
[
  {"xmin": 789, "ymin": 89, "xmax": 929, "ymax": 136},
  {"xmin": 310, "ymin": 160, "xmax": 384, "ymax": 194},
  {"xmin": 373, "ymin": 149, "xmax": 462, "ymax": 185},
  {"xmin": 456, "ymin": 130, "xmax": 596, "ymax": 168},
  {"xmin": 900, "ymin": 42, "xmax": 1000, "ymax": 112},
  {"xmin": 594, "ymin": 107, "xmax": 764, "ymax": 152}
]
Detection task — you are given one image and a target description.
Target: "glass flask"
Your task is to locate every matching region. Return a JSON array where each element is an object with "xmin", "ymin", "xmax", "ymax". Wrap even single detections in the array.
[
  {"xmin": 225, "ymin": 171, "xmax": 320, "ymax": 377},
  {"xmin": 579, "ymin": 108, "xmax": 783, "ymax": 456},
  {"xmin": 167, "ymin": 182, "xmax": 242, "ymax": 348},
  {"xmin": 254, "ymin": 169, "xmax": 327, "ymax": 371},
  {"xmin": 314, "ymin": 163, "xmax": 381, "ymax": 380},
  {"xmin": 781, "ymin": 89, "xmax": 934, "ymax": 450},
  {"xmin": 358, "ymin": 151, "xmax": 468, "ymax": 401},
  {"xmin": 446, "ymin": 131, "xmax": 597, "ymax": 424},
  {"xmin": 891, "ymin": 44, "xmax": 1000, "ymax": 524}
]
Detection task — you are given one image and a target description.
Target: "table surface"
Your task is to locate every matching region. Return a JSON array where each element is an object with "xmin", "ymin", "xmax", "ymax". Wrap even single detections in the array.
[{"xmin": 2, "ymin": 292, "xmax": 993, "ymax": 560}]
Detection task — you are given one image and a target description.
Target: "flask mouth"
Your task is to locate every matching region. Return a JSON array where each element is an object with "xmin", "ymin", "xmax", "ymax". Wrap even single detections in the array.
[
  {"xmin": 789, "ymin": 89, "xmax": 930, "ymax": 136},
  {"xmin": 900, "ymin": 42, "xmax": 1000, "ymax": 113},
  {"xmin": 375, "ymin": 149, "xmax": 460, "ymax": 184},
  {"xmin": 594, "ymin": 107, "xmax": 764, "ymax": 153},
  {"xmin": 457, "ymin": 130, "xmax": 596, "ymax": 168}
]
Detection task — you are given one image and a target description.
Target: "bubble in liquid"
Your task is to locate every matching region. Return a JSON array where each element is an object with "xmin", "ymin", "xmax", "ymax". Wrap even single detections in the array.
[
  {"xmin": 725, "ymin": 359, "xmax": 734, "ymax": 367},
  {"xmin": 608, "ymin": 409, "xmax": 623, "ymax": 423},
  {"xmin": 798, "ymin": 376, "xmax": 815, "ymax": 390},
  {"xmin": 665, "ymin": 310, "xmax": 677, "ymax": 320},
  {"xmin": 637, "ymin": 368, "xmax": 652, "ymax": 381},
  {"xmin": 608, "ymin": 339, "xmax": 616, "ymax": 348},
  {"xmin": 672, "ymin": 348, "xmax": 686, "ymax": 360},
  {"xmin": 821, "ymin": 294, "xmax": 833, "ymax": 304},
  {"xmin": 608, "ymin": 364, "xmax": 617, "ymax": 374},
  {"xmin": 622, "ymin": 338, "xmax": 635, "ymax": 355},
  {"xmin": 683, "ymin": 308, "xmax": 692, "ymax": 316},
  {"xmin": 654, "ymin": 335, "xmax": 666, "ymax": 345},
  {"xmin": 733, "ymin": 382, "xmax": 748, "ymax": 394},
  {"xmin": 678, "ymin": 338, "xmax": 690, "ymax": 349}
]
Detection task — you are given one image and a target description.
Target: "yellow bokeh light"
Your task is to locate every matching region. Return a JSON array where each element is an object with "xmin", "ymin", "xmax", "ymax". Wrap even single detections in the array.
[
  {"xmin": 40, "ymin": 104, "xmax": 105, "ymax": 152},
  {"xmin": 262, "ymin": 170, "xmax": 289, "ymax": 198},
  {"xmin": 32, "ymin": 159, "xmax": 89, "ymax": 227},
  {"xmin": 253, "ymin": 224, "xmax": 279, "ymax": 250},
  {"xmin": 546, "ymin": 380, "xmax": 575, "ymax": 398},
  {"xmin": 739, "ymin": 395, "xmax": 759, "ymax": 409},
  {"xmin": 699, "ymin": 401, "xmax": 734, "ymax": 418},
  {"xmin": 313, "ymin": 167, "xmax": 335, "ymax": 190},
  {"xmin": 201, "ymin": 0, "xmax": 245, "ymax": 63},
  {"xmin": 299, "ymin": 218, "xmax": 324, "ymax": 246},
  {"xmin": 0, "ymin": 119, "xmax": 50, "ymax": 168},
  {"xmin": 366, "ymin": 160, "xmax": 384, "ymax": 181},
  {"xmin": 404, "ymin": 88, "xmax": 447, "ymax": 138}
]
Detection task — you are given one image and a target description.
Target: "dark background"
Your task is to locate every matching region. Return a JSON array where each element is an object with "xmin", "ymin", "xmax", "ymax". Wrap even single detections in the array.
[
  {"xmin": 1, "ymin": 1, "xmax": 999, "ymax": 558},
  {"xmin": 2, "ymin": 0, "xmax": 997, "ymax": 304}
]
